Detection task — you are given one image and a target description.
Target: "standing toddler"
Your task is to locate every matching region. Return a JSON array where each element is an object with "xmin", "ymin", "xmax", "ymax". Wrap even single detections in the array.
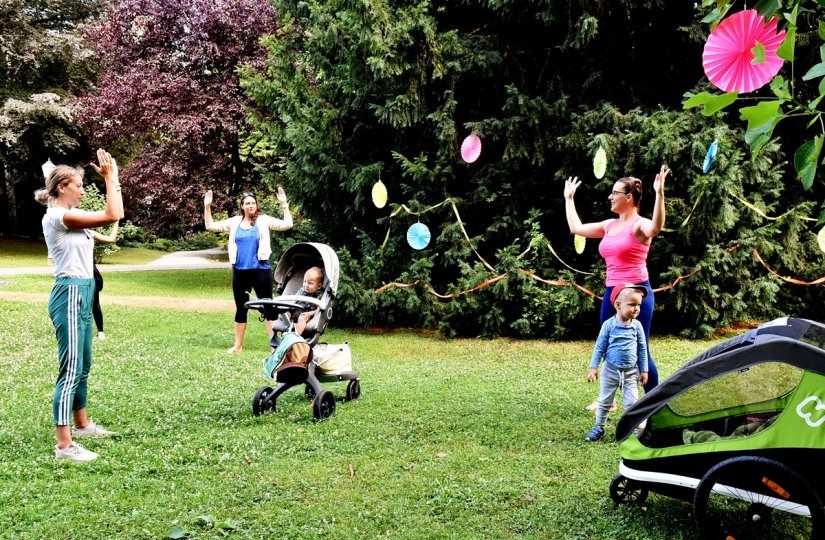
[{"xmin": 584, "ymin": 284, "xmax": 649, "ymax": 442}]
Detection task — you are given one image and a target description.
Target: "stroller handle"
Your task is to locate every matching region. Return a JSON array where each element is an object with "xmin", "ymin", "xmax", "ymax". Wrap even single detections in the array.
[{"xmin": 245, "ymin": 296, "xmax": 325, "ymax": 312}]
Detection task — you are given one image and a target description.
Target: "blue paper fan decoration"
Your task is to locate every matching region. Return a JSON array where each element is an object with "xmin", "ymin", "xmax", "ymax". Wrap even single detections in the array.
[
  {"xmin": 703, "ymin": 139, "xmax": 719, "ymax": 174},
  {"xmin": 406, "ymin": 222, "xmax": 431, "ymax": 250}
]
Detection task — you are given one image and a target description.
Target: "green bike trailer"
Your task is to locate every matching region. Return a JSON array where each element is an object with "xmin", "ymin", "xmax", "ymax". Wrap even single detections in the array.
[{"xmin": 610, "ymin": 317, "xmax": 825, "ymax": 539}]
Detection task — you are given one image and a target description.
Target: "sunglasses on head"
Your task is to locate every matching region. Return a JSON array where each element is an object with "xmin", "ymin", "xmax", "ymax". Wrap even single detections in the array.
[{"xmin": 240, "ymin": 192, "xmax": 255, "ymax": 198}]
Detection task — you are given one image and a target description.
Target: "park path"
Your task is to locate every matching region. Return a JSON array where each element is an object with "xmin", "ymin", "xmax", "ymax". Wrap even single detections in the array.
[
  {"xmin": 0, "ymin": 247, "xmax": 233, "ymax": 311},
  {"xmin": 0, "ymin": 247, "xmax": 231, "ymax": 275}
]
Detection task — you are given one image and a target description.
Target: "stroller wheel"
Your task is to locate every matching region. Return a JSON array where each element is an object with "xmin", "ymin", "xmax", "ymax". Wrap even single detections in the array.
[
  {"xmin": 610, "ymin": 474, "xmax": 648, "ymax": 505},
  {"xmin": 345, "ymin": 379, "xmax": 361, "ymax": 401},
  {"xmin": 252, "ymin": 386, "xmax": 275, "ymax": 416},
  {"xmin": 694, "ymin": 456, "xmax": 824, "ymax": 540},
  {"xmin": 312, "ymin": 390, "xmax": 336, "ymax": 420}
]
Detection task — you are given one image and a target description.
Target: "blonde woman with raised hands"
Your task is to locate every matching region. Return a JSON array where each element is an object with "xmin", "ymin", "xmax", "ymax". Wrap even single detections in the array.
[{"xmin": 35, "ymin": 149, "xmax": 124, "ymax": 462}]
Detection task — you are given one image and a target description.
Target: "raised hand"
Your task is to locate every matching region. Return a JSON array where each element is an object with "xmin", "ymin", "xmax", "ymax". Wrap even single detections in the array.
[
  {"xmin": 90, "ymin": 149, "xmax": 118, "ymax": 182},
  {"xmin": 654, "ymin": 165, "xmax": 669, "ymax": 195},
  {"xmin": 276, "ymin": 186, "xmax": 288, "ymax": 206},
  {"xmin": 204, "ymin": 189, "xmax": 213, "ymax": 207},
  {"xmin": 564, "ymin": 176, "xmax": 581, "ymax": 201}
]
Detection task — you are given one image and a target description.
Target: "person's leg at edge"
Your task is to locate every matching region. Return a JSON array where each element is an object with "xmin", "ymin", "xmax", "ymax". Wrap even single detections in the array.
[
  {"xmin": 622, "ymin": 368, "xmax": 640, "ymax": 411},
  {"xmin": 92, "ymin": 289, "xmax": 104, "ymax": 339},
  {"xmin": 250, "ymin": 268, "xmax": 276, "ymax": 342},
  {"xmin": 637, "ymin": 282, "xmax": 658, "ymax": 392},
  {"xmin": 229, "ymin": 269, "xmax": 252, "ymax": 353},
  {"xmin": 587, "ymin": 363, "xmax": 619, "ymax": 441},
  {"xmin": 595, "ymin": 363, "xmax": 620, "ymax": 428},
  {"xmin": 92, "ymin": 265, "xmax": 105, "ymax": 339}
]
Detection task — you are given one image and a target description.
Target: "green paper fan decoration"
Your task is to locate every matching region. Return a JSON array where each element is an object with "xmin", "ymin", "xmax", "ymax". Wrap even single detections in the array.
[
  {"xmin": 818, "ymin": 225, "xmax": 825, "ymax": 254},
  {"xmin": 593, "ymin": 147, "xmax": 607, "ymax": 179},
  {"xmin": 574, "ymin": 234, "xmax": 586, "ymax": 254}
]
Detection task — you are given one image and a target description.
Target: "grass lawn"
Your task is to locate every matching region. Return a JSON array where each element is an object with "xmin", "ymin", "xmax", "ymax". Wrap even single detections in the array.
[
  {"xmin": 0, "ymin": 238, "xmax": 167, "ymax": 266},
  {"xmin": 1, "ymin": 269, "xmax": 743, "ymax": 540},
  {"xmin": 0, "ymin": 238, "xmax": 49, "ymax": 266},
  {"xmin": 0, "ymin": 269, "xmax": 231, "ymax": 298}
]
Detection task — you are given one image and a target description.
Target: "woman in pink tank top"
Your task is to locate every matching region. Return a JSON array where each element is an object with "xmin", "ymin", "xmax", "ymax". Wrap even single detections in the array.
[{"xmin": 564, "ymin": 165, "xmax": 669, "ymax": 399}]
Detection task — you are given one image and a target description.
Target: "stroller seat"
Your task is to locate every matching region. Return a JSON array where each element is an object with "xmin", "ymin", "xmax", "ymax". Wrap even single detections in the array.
[{"xmin": 246, "ymin": 242, "xmax": 338, "ymax": 347}]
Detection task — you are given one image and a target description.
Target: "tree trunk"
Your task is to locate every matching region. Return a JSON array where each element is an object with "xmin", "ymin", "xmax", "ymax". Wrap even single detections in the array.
[{"xmin": 1, "ymin": 162, "xmax": 18, "ymax": 235}]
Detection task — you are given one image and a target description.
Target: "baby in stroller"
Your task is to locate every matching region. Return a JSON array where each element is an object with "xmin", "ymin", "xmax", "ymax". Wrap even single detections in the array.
[
  {"xmin": 245, "ymin": 243, "xmax": 360, "ymax": 420},
  {"xmin": 270, "ymin": 266, "xmax": 324, "ymax": 347}
]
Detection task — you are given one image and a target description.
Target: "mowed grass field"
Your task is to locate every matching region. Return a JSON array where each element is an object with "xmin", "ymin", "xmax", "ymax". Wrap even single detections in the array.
[
  {"xmin": 4, "ymin": 245, "xmax": 809, "ymax": 539},
  {"xmin": 0, "ymin": 299, "xmax": 727, "ymax": 538}
]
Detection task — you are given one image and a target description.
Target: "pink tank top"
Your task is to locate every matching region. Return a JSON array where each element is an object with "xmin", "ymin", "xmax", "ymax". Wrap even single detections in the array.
[{"xmin": 598, "ymin": 217, "xmax": 650, "ymax": 287}]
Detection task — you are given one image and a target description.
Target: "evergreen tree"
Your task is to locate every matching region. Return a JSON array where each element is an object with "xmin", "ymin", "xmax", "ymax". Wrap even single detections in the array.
[{"xmin": 242, "ymin": 0, "xmax": 824, "ymax": 336}]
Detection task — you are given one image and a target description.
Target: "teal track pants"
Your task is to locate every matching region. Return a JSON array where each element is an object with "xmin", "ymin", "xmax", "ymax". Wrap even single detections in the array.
[{"xmin": 48, "ymin": 278, "xmax": 95, "ymax": 426}]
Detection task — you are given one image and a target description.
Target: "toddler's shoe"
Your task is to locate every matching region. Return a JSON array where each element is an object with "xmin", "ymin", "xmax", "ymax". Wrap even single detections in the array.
[
  {"xmin": 97, "ymin": 332, "xmax": 106, "ymax": 340},
  {"xmin": 584, "ymin": 426, "xmax": 605, "ymax": 442},
  {"xmin": 72, "ymin": 421, "xmax": 117, "ymax": 438},
  {"xmin": 55, "ymin": 442, "xmax": 98, "ymax": 462}
]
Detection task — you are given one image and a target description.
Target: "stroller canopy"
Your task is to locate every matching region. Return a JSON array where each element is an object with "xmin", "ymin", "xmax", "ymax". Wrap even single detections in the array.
[
  {"xmin": 616, "ymin": 317, "xmax": 825, "ymax": 442},
  {"xmin": 273, "ymin": 242, "xmax": 340, "ymax": 296}
]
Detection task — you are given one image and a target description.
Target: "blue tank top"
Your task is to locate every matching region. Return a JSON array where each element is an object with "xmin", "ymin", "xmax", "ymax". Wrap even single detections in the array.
[{"xmin": 234, "ymin": 222, "xmax": 270, "ymax": 270}]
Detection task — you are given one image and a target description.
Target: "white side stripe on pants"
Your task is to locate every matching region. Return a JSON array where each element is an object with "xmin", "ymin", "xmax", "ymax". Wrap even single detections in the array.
[{"xmin": 59, "ymin": 284, "xmax": 80, "ymax": 425}]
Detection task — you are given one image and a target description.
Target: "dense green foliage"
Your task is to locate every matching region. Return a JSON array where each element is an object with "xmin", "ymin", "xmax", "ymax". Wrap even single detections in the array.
[
  {"xmin": 0, "ymin": 0, "xmax": 102, "ymax": 236},
  {"xmin": 685, "ymin": 0, "xmax": 825, "ymax": 223},
  {"xmin": 241, "ymin": 0, "xmax": 825, "ymax": 337}
]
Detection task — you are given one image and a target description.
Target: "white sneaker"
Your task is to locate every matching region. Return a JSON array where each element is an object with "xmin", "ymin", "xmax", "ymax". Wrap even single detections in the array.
[
  {"xmin": 55, "ymin": 442, "xmax": 98, "ymax": 462},
  {"xmin": 97, "ymin": 332, "xmax": 106, "ymax": 340},
  {"xmin": 72, "ymin": 421, "xmax": 117, "ymax": 438}
]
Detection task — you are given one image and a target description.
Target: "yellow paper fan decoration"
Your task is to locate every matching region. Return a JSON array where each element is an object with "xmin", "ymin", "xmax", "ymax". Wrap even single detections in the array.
[
  {"xmin": 372, "ymin": 180, "xmax": 388, "ymax": 209},
  {"xmin": 593, "ymin": 147, "xmax": 607, "ymax": 179},
  {"xmin": 574, "ymin": 234, "xmax": 586, "ymax": 254},
  {"xmin": 818, "ymin": 225, "xmax": 825, "ymax": 254}
]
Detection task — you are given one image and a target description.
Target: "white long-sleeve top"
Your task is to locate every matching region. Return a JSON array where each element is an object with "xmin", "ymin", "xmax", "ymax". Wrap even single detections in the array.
[{"xmin": 205, "ymin": 212, "xmax": 292, "ymax": 265}]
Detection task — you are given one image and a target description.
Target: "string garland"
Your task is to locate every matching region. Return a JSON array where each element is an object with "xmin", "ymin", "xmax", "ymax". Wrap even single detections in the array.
[{"xmin": 375, "ymin": 188, "xmax": 822, "ymax": 300}]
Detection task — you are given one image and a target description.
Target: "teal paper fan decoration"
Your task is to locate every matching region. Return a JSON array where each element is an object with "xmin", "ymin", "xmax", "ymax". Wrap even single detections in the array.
[
  {"xmin": 407, "ymin": 222, "xmax": 431, "ymax": 250},
  {"xmin": 703, "ymin": 139, "xmax": 718, "ymax": 174}
]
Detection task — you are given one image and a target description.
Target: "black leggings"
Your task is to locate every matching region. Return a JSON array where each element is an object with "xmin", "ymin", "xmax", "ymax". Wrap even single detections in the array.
[
  {"xmin": 232, "ymin": 268, "xmax": 275, "ymax": 323},
  {"xmin": 92, "ymin": 265, "xmax": 104, "ymax": 332}
]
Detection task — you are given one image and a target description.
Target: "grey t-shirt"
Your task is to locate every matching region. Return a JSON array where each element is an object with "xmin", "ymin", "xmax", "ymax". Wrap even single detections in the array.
[{"xmin": 43, "ymin": 207, "xmax": 93, "ymax": 278}]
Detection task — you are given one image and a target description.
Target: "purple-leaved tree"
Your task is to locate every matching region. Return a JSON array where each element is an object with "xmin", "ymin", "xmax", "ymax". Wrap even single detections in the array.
[{"xmin": 77, "ymin": 0, "xmax": 278, "ymax": 236}]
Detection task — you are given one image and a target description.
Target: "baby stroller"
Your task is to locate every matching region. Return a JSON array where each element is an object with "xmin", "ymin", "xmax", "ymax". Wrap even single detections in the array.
[
  {"xmin": 245, "ymin": 242, "xmax": 360, "ymax": 420},
  {"xmin": 610, "ymin": 317, "xmax": 825, "ymax": 539}
]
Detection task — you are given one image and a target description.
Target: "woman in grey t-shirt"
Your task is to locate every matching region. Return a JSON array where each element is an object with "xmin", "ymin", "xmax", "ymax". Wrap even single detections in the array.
[{"xmin": 35, "ymin": 149, "xmax": 123, "ymax": 462}]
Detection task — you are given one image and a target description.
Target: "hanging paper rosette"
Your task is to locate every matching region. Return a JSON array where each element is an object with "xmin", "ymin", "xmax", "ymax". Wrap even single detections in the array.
[
  {"xmin": 703, "ymin": 139, "xmax": 719, "ymax": 174},
  {"xmin": 461, "ymin": 134, "xmax": 482, "ymax": 163},
  {"xmin": 407, "ymin": 222, "xmax": 431, "ymax": 250},
  {"xmin": 593, "ymin": 147, "xmax": 607, "ymax": 179},
  {"xmin": 372, "ymin": 180, "xmax": 388, "ymax": 208},
  {"xmin": 574, "ymin": 234, "xmax": 586, "ymax": 255},
  {"xmin": 818, "ymin": 226, "xmax": 825, "ymax": 254},
  {"xmin": 702, "ymin": 10, "xmax": 786, "ymax": 94}
]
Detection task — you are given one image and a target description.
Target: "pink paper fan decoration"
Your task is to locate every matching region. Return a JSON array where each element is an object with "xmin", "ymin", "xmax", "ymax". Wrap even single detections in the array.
[
  {"xmin": 702, "ymin": 9, "xmax": 786, "ymax": 94},
  {"xmin": 461, "ymin": 134, "xmax": 482, "ymax": 163}
]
